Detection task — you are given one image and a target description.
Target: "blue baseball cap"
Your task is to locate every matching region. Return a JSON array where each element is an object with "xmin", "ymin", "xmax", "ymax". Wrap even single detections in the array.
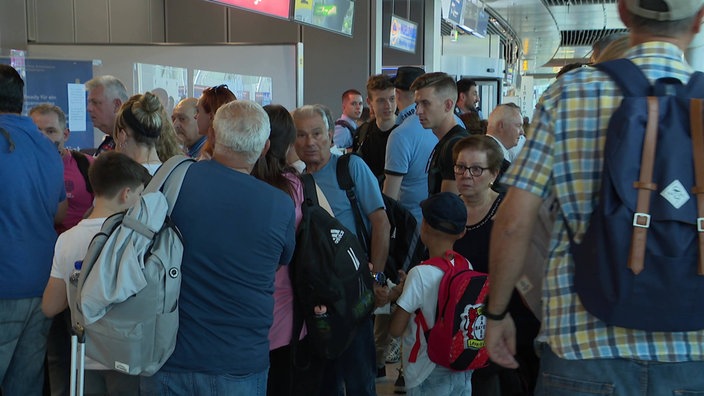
[{"xmin": 420, "ymin": 192, "xmax": 467, "ymax": 235}]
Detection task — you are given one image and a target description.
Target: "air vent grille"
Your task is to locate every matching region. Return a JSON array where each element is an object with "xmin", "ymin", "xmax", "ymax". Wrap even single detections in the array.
[{"xmin": 560, "ymin": 28, "xmax": 628, "ymax": 47}]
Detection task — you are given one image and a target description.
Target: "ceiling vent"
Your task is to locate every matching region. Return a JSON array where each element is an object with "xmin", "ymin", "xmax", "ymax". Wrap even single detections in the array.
[
  {"xmin": 542, "ymin": 0, "xmax": 617, "ymax": 6},
  {"xmin": 560, "ymin": 28, "xmax": 628, "ymax": 47}
]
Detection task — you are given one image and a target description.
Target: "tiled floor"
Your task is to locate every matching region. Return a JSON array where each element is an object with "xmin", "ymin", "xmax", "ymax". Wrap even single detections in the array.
[{"xmin": 376, "ymin": 361, "xmax": 404, "ymax": 395}]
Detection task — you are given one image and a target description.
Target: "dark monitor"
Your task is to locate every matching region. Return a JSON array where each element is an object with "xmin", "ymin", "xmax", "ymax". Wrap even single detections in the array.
[
  {"xmin": 389, "ymin": 15, "xmax": 418, "ymax": 54},
  {"xmin": 294, "ymin": 0, "xmax": 354, "ymax": 36},
  {"xmin": 446, "ymin": 0, "xmax": 464, "ymax": 25},
  {"xmin": 205, "ymin": 0, "xmax": 291, "ymax": 19},
  {"xmin": 475, "ymin": 9, "xmax": 489, "ymax": 37}
]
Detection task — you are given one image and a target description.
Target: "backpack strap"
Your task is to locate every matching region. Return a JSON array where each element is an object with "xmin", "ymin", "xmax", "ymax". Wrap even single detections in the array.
[
  {"xmin": 593, "ymin": 59, "xmax": 651, "ymax": 97},
  {"xmin": 144, "ymin": 155, "xmax": 195, "ymax": 215},
  {"xmin": 336, "ymin": 153, "xmax": 372, "ymax": 252},
  {"xmin": 353, "ymin": 122, "xmax": 371, "ymax": 152},
  {"xmin": 407, "ymin": 252, "xmax": 462, "ymax": 363},
  {"xmin": 686, "ymin": 72, "xmax": 704, "ymax": 99},
  {"xmin": 335, "ymin": 119, "xmax": 356, "ymax": 135},
  {"xmin": 690, "ymin": 99, "xmax": 704, "ymax": 275},
  {"xmin": 70, "ymin": 150, "xmax": 93, "ymax": 194},
  {"xmin": 627, "ymin": 97, "xmax": 659, "ymax": 275}
]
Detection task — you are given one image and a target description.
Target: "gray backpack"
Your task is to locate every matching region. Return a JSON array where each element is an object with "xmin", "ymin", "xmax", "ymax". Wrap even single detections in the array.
[{"xmin": 69, "ymin": 155, "xmax": 194, "ymax": 376}]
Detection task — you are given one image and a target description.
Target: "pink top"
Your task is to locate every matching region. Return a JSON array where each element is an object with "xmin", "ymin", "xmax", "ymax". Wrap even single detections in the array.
[
  {"xmin": 58, "ymin": 152, "xmax": 94, "ymax": 234},
  {"xmin": 268, "ymin": 172, "xmax": 305, "ymax": 350}
]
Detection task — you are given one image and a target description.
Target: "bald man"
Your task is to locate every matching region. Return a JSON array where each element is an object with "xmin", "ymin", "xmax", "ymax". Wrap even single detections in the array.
[{"xmin": 172, "ymin": 98, "xmax": 206, "ymax": 158}]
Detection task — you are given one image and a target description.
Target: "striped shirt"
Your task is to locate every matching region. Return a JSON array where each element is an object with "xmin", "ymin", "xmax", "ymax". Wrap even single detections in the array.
[{"xmin": 503, "ymin": 41, "xmax": 704, "ymax": 361}]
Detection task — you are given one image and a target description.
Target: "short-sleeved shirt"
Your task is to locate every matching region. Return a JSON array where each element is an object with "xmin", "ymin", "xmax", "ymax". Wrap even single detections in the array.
[
  {"xmin": 51, "ymin": 217, "xmax": 107, "ymax": 370},
  {"xmin": 333, "ymin": 114, "xmax": 357, "ymax": 149},
  {"xmin": 397, "ymin": 264, "xmax": 444, "ymax": 388},
  {"xmin": 0, "ymin": 114, "xmax": 65, "ymax": 299},
  {"xmin": 58, "ymin": 152, "xmax": 94, "ymax": 234},
  {"xmin": 385, "ymin": 104, "xmax": 438, "ymax": 224},
  {"xmin": 427, "ymin": 124, "xmax": 468, "ymax": 195},
  {"xmin": 504, "ymin": 41, "xmax": 704, "ymax": 361},
  {"xmin": 357, "ymin": 121, "xmax": 396, "ymax": 179},
  {"xmin": 309, "ymin": 153, "xmax": 385, "ymax": 237},
  {"xmin": 163, "ymin": 160, "xmax": 296, "ymax": 374}
]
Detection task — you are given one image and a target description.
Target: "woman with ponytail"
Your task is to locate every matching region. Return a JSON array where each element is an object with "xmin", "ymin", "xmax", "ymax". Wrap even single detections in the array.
[{"xmin": 114, "ymin": 92, "xmax": 182, "ymax": 174}]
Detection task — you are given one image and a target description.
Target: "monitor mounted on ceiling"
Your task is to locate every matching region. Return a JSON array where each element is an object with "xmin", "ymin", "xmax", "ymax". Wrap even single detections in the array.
[
  {"xmin": 389, "ymin": 15, "xmax": 418, "ymax": 54},
  {"xmin": 294, "ymin": 0, "xmax": 355, "ymax": 36},
  {"xmin": 205, "ymin": 0, "xmax": 291, "ymax": 19}
]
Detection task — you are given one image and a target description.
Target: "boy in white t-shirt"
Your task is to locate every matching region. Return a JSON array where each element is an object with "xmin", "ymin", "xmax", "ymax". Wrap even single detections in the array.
[
  {"xmin": 389, "ymin": 192, "xmax": 472, "ymax": 395},
  {"xmin": 41, "ymin": 151, "xmax": 151, "ymax": 395}
]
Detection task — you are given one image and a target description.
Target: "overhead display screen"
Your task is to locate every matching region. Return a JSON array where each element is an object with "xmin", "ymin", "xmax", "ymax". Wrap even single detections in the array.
[
  {"xmin": 206, "ymin": 0, "xmax": 291, "ymax": 19},
  {"xmin": 389, "ymin": 15, "xmax": 418, "ymax": 54},
  {"xmin": 294, "ymin": 0, "xmax": 354, "ymax": 36}
]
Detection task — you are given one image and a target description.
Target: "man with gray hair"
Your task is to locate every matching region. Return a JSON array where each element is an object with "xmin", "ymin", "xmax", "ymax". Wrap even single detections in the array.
[
  {"xmin": 293, "ymin": 104, "xmax": 390, "ymax": 396},
  {"xmin": 85, "ymin": 75, "xmax": 128, "ymax": 155},
  {"xmin": 141, "ymin": 100, "xmax": 296, "ymax": 395},
  {"xmin": 487, "ymin": 1, "xmax": 704, "ymax": 393}
]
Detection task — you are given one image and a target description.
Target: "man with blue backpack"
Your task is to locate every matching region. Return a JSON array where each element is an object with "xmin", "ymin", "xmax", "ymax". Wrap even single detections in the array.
[{"xmin": 486, "ymin": 0, "xmax": 704, "ymax": 394}]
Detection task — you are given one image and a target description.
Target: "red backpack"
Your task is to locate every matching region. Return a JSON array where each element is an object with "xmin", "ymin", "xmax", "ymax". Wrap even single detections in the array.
[{"xmin": 409, "ymin": 250, "xmax": 490, "ymax": 371}]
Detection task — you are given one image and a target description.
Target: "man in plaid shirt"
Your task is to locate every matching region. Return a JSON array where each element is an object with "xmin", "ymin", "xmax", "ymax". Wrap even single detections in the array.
[{"xmin": 485, "ymin": 0, "xmax": 704, "ymax": 394}]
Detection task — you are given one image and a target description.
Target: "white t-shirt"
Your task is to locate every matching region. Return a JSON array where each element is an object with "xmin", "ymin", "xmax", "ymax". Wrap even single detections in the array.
[
  {"xmin": 142, "ymin": 162, "xmax": 161, "ymax": 175},
  {"xmin": 396, "ymin": 264, "xmax": 444, "ymax": 389},
  {"xmin": 50, "ymin": 217, "xmax": 107, "ymax": 370}
]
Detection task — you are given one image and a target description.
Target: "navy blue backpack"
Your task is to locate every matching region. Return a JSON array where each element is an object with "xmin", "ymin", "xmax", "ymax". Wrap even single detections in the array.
[{"xmin": 571, "ymin": 59, "xmax": 704, "ymax": 331}]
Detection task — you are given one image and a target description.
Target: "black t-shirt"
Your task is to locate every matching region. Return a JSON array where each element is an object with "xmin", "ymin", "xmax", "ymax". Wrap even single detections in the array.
[
  {"xmin": 357, "ymin": 121, "xmax": 397, "ymax": 181},
  {"xmin": 427, "ymin": 124, "xmax": 468, "ymax": 195}
]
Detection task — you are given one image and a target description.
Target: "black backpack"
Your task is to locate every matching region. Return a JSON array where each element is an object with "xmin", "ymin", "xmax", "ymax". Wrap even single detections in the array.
[
  {"xmin": 337, "ymin": 153, "xmax": 426, "ymax": 283},
  {"xmin": 70, "ymin": 150, "xmax": 93, "ymax": 194},
  {"xmin": 291, "ymin": 174, "xmax": 375, "ymax": 359},
  {"xmin": 571, "ymin": 59, "xmax": 704, "ymax": 331}
]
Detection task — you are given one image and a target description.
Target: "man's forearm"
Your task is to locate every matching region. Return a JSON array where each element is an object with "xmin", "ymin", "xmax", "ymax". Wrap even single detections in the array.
[
  {"xmin": 488, "ymin": 187, "xmax": 542, "ymax": 315},
  {"xmin": 369, "ymin": 209, "xmax": 390, "ymax": 273}
]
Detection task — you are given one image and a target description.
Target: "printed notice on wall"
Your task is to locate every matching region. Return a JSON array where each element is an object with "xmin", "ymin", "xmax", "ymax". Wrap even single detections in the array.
[{"xmin": 67, "ymin": 84, "xmax": 87, "ymax": 132}]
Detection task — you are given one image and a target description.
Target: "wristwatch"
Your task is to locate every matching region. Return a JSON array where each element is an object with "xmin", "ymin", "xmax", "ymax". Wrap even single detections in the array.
[
  {"xmin": 483, "ymin": 295, "xmax": 509, "ymax": 321},
  {"xmin": 371, "ymin": 271, "xmax": 387, "ymax": 287}
]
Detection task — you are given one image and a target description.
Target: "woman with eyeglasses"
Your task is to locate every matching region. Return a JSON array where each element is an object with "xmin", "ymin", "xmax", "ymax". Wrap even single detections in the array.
[
  {"xmin": 195, "ymin": 84, "xmax": 236, "ymax": 160},
  {"xmin": 452, "ymin": 134, "xmax": 540, "ymax": 396}
]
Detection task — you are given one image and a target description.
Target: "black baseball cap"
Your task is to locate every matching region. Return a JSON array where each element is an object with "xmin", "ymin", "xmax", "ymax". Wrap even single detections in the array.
[{"xmin": 420, "ymin": 192, "xmax": 467, "ymax": 235}]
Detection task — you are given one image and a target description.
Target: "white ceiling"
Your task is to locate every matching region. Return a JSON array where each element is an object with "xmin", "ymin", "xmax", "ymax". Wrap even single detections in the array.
[{"xmin": 484, "ymin": 0, "xmax": 626, "ymax": 76}]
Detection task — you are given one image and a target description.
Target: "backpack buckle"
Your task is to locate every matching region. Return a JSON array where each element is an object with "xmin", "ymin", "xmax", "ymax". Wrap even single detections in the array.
[
  {"xmin": 633, "ymin": 213, "xmax": 651, "ymax": 228},
  {"xmin": 698, "ymin": 218, "xmax": 704, "ymax": 232}
]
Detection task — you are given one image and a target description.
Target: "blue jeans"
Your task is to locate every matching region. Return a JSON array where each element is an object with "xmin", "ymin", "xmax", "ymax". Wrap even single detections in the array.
[
  {"xmin": 0, "ymin": 297, "xmax": 51, "ymax": 396},
  {"xmin": 320, "ymin": 317, "xmax": 376, "ymax": 396},
  {"xmin": 537, "ymin": 343, "xmax": 704, "ymax": 395},
  {"xmin": 407, "ymin": 366, "xmax": 472, "ymax": 396},
  {"xmin": 140, "ymin": 367, "xmax": 268, "ymax": 396}
]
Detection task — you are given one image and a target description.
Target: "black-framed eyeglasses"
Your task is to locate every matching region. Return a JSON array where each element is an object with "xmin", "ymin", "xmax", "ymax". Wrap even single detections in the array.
[{"xmin": 454, "ymin": 164, "xmax": 490, "ymax": 177}]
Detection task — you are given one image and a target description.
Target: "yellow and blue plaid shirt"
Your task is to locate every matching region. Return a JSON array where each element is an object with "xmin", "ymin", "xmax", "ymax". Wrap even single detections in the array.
[{"xmin": 504, "ymin": 41, "xmax": 704, "ymax": 361}]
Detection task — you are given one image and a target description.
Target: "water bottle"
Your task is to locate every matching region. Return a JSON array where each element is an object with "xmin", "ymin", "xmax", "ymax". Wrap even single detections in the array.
[{"xmin": 69, "ymin": 261, "xmax": 82, "ymax": 286}]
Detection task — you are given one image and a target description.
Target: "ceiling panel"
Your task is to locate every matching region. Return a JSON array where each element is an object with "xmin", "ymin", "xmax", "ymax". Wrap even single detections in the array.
[{"xmin": 483, "ymin": 0, "xmax": 625, "ymax": 77}]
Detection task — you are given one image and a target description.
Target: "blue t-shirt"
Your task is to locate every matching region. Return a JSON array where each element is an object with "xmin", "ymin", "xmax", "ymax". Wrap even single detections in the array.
[
  {"xmin": 310, "ymin": 153, "xmax": 385, "ymax": 237},
  {"xmin": 163, "ymin": 160, "xmax": 296, "ymax": 374},
  {"xmin": 385, "ymin": 104, "xmax": 438, "ymax": 225},
  {"xmin": 0, "ymin": 114, "xmax": 65, "ymax": 299}
]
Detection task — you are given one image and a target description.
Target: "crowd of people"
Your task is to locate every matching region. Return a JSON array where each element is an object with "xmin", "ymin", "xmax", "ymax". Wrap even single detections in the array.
[{"xmin": 2, "ymin": 1, "xmax": 704, "ymax": 395}]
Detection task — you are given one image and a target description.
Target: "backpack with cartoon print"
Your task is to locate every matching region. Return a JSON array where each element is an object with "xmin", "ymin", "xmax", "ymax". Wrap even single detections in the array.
[{"xmin": 409, "ymin": 250, "xmax": 490, "ymax": 371}]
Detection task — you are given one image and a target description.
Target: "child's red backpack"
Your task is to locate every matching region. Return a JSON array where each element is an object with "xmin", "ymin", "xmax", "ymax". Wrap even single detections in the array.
[{"xmin": 408, "ymin": 250, "xmax": 490, "ymax": 371}]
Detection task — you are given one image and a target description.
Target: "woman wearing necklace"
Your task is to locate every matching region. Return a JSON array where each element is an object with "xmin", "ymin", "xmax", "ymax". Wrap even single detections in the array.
[
  {"xmin": 114, "ymin": 92, "xmax": 183, "ymax": 174},
  {"xmin": 452, "ymin": 135, "xmax": 540, "ymax": 396}
]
